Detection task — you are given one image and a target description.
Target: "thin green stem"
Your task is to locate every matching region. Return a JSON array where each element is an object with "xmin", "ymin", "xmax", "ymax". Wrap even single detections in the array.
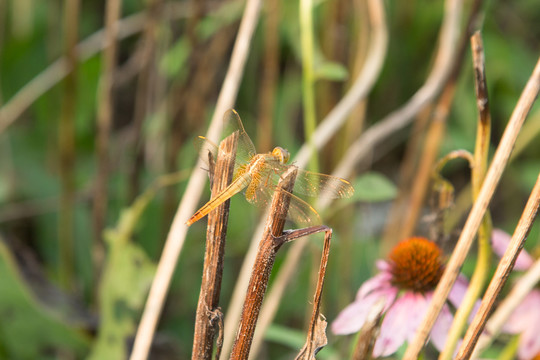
[
  {"xmin": 299, "ymin": 0, "xmax": 319, "ymax": 173},
  {"xmin": 497, "ymin": 335, "xmax": 520, "ymax": 360},
  {"xmin": 439, "ymin": 32, "xmax": 492, "ymax": 360}
]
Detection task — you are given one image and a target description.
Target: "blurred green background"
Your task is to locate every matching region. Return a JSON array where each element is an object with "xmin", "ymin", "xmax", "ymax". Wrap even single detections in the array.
[{"xmin": 0, "ymin": 0, "xmax": 539, "ymax": 359}]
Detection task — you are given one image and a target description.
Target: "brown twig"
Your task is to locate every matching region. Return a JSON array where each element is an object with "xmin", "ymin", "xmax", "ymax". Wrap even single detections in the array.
[
  {"xmin": 439, "ymin": 30, "xmax": 493, "ymax": 360},
  {"xmin": 456, "ymin": 172, "xmax": 540, "ymax": 359},
  {"xmin": 403, "ymin": 56, "xmax": 540, "ymax": 360},
  {"xmin": 293, "ymin": 226, "xmax": 332, "ymax": 359},
  {"xmin": 351, "ymin": 299, "xmax": 385, "ymax": 360},
  {"xmin": 130, "ymin": 0, "xmax": 263, "ymax": 358},
  {"xmin": 127, "ymin": 0, "xmax": 162, "ymax": 202},
  {"xmin": 329, "ymin": 0, "xmax": 462, "ymax": 180},
  {"xmin": 471, "ymin": 257, "xmax": 540, "ymax": 359},
  {"xmin": 398, "ymin": 83, "xmax": 456, "ymax": 240},
  {"xmin": 225, "ymin": 1, "xmax": 387, "ymax": 356},
  {"xmin": 58, "ymin": 0, "xmax": 80, "ymax": 289},
  {"xmin": 256, "ymin": 0, "xmax": 280, "ymax": 153},
  {"xmin": 380, "ymin": 106, "xmax": 431, "ymax": 254},
  {"xmin": 192, "ymin": 132, "xmax": 239, "ymax": 360},
  {"xmin": 0, "ymin": 2, "xmax": 212, "ymax": 135},
  {"xmin": 93, "ymin": 0, "xmax": 122, "ymax": 276},
  {"xmin": 384, "ymin": 0, "xmax": 484, "ymax": 248},
  {"xmin": 230, "ymin": 168, "xmax": 298, "ymax": 359}
]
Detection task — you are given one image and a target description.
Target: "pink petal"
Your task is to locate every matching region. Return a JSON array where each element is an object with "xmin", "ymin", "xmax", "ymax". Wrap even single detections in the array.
[
  {"xmin": 491, "ymin": 229, "xmax": 534, "ymax": 271},
  {"xmin": 446, "ymin": 275, "xmax": 481, "ymax": 323},
  {"xmin": 504, "ymin": 290, "xmax": 540, "ymax": 334},
  {"xmin": 332, "ymin": 291, "xmax": 394, "ymax": 335},
  {"xmin": 517, "ymin": 300, "xmax": 540, "ymax": 360},
  {"xmin": 447, "ymin": 274, "xmax": 470, "ymax": 307},
  {"xmin": 376, "ymin": 260, "xmax": 392, "ymax": 272},
  {"xmin": 430, "ymin": 302, "xmax": 454, "ymax": 352},
  {"xmin": 374, "ymin": 292, "xmax": 427, "ymax": 357},
  {"xmin": 356, "ymin": 271, "xmax": 393, "ymax": 300}
]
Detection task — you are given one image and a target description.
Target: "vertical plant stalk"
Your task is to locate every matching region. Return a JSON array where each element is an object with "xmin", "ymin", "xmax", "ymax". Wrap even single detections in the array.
[
  {"xmin": 299, "ymin": 0, "xmax": 319, "ymax": 173},
  {"xmin": 130, "ymin": 0, "xmax": 262, "ymax": 358},
  {"xmin": 294, "ymin": 226, "xmax": 332, "ymax": 359},
  {"xmin": 58, "ymin": 0, "xmax": 79, "ymax": 289},
  {"xmin": 256, "ymin": 0, "xmax": 280, "ymax": 153},
  {"xmin": 471, "ymin": 259, "xmax": 540, "ymax": 358},
  {"xmin": 456, "ymin": 172, "xmax": 540, "ymax": 359},
  {"xmin": 398, "ymin": 83, "xmax": 455, "ymax": 240},
  {"xmin": 380, "ymin": 106, "xmax": 431, "ymax": 253},
  {"xmin": 192, "ymin": 132, "xmax": 239, "ymax": 360},
  {"xmin": 394, "ymin": 0, "xmax": 485, "ymax": 244},
  {"xmin": 439, "ymin": 31, "xmax": 492, "ymax": 360},
  {"xmin": 228, "ymin": 2, "xmax": 388, "ymax": 357},
  {"xmin": 403, "ymin": 56, "xmax": 540, "ymax": 360},
  {"xmin": 127, "ymin": 0, "xmax": 161, "ymax": 202},
  {"xmin": 93, "ymin": 0, "xmax": 122, "ymax": 269},
  {"xmin": 230, "ymin": 168, "xmax": 298, "ymax": 359},
  {"xmin": 351, "ymin": 298, "xmax": 385, "ymax": 360}
]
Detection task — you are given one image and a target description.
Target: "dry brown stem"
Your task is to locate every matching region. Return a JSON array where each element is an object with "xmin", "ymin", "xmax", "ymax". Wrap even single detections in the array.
[
  {"xmin": 396, "ymin": 0, "xmax": 484, "ymax": 243},
  {"xmin": 226, "ymin": 1, "xmax": 387, "ymax": 356},
  {"xmin": 404, "ymin": 56, "xmax": 540, "ymax": 360},
  {"xmin": 380, "ymin": 106, "xmax": 431, "ymax": 254},
  {"xmin": 352, "ymin": 299, "xmax": 385, "ymax": 360},
  {"xmin": 130, "ymin": 1, "xmax": 263, "ymax": 359},
  {"xmin": 0, "ymin": 2, "xmax": 203, "ymax": 135},
  {"xmin": 256, "ymin": 0, "xmax": 280, "ymax": 153},
  {"xmin": 58, "ymin": 0, "xmax": 80, "ymax": 289},
  {"xmin": 192, "ymin": 133, "xmax": 239, "ymax": 359},
  {"xmin": 93, "ymin": 0, "xmax": 122, "ymax": 277},
  {"xmin": 330, "ymin": 0, "xmax": 462, "ymax": 180},
  {"xmin": 127, "ymin": 0, "xmax": 162, "ymax": 202},
  {"xmin": 293, "ymin": 226, "xmax": 332, "ymax": 359},
  {"xmin": 230, "ymin": 168, "xmax": 298, "ymax": 359},
  {"xmin": 471, "ymin": 257, "xmax": 540, "ymax": 358},
  {"xmin": 456, "ymin": 172, "xmax": 540, "ymax": 359}
]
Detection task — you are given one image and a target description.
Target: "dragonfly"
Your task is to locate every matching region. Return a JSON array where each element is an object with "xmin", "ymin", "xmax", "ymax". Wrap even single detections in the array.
[{"xmin": 186, "ymin": 109, "xmax": 354, "ymax": 226}]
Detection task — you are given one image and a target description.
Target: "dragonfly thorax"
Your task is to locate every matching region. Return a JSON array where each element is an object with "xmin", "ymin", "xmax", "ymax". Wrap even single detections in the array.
[{"xmin": 271, "ymin": 147, "xmax": 290, "ymax": 164}]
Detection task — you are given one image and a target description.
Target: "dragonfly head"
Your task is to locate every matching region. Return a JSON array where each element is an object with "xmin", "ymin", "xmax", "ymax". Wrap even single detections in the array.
[{"xmin": 272, "ymin": 147, "xmax": 290, "ymax": 164}]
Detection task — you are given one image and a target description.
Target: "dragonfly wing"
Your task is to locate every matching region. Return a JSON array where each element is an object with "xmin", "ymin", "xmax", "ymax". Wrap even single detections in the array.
[
  {"xmin": 247, "ymin": 158, "xmax": 354, "ymax": 199},
  {"xmin": 223, "ymin": 109, "xmax": 257, "ymax": 166},
  {"xmin": 249, "ymin": 184, "xmax": 321, "ymax": 226},
  {"xmin": 194, "ymin": 135, "xmax": 219, "ymax": 168},
  {"xmin": 291, "ymin": 169, "xmax": 355, "ymax": 199}
]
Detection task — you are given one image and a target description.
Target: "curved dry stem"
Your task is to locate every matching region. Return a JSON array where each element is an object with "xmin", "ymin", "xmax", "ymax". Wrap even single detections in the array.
[
  {"xmin": 293, "ymin": 0, "xmax": 388, "ymax": 168},
  {"xmin": 330, "ymin": 0, "xmax": 462, "ymax": 182},
  {"xmin": 404, "ymin": 56, "xmax": 540, "ymax": 360},
  {"xmin": 129, "ymin": 1, "xmax": 263, "ymax": 359},
  {"xmin": 471, "ymin": 257, "xmax": 540, "ymax": 359},
  {"xmin": 457, "ymin": 172, "xmax": 540, "ymax": 359},
  {"xmin": 0, "ymin": 2, "xmax": 205, "ymax": 135},
  {"xmin": 222, "ymin": 0, "xmax": 388, "ymax": 357}
]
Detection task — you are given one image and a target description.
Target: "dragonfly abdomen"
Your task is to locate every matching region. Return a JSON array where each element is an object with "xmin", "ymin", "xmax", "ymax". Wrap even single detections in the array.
[{"xmin": 186, "ymin": 172, "xmax": 252, "ymax": 226}]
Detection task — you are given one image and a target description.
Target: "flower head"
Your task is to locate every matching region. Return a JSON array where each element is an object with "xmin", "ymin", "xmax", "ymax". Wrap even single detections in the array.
[
  {"xmin": 492, "ymin": 229, "xmax": 540, "ymax": 360},
  {"xmin": 332, "ymin": 237, "xmax": 470, "ymax": 357}
]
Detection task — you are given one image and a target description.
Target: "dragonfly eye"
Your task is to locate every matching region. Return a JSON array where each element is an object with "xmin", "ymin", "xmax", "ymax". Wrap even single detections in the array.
[{"xmin": 272, "ymin": 147, "xmax": 290, "ymax": 164}]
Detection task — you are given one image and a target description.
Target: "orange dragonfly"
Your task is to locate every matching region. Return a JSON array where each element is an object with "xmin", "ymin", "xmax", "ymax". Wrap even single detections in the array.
[{"xmin": 186, "ymin": 109, "xmax": 354, "ymax": 226}]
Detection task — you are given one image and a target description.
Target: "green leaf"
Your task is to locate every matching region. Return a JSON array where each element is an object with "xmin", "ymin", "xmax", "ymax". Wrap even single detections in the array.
[
  {"xmin": 314, "ymin": 61, "xmax": 348, "ymax": 81},
  {"xmin": 351, "ymin": 172, "xmax": 397, "ymax": 203},
  {"xmin": 87, "ymin": 185, "xmax": 159, "ymax": 360},
  {"xmin": 0, "ymin": 240, "xmax": 90, "ymax": 359}
]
